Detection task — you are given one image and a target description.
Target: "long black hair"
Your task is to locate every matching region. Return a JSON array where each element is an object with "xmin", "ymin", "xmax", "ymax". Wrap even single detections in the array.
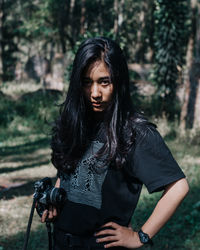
[{"xmin": 51, "ymin": 37, "xmax": 151, "ymax": 173}]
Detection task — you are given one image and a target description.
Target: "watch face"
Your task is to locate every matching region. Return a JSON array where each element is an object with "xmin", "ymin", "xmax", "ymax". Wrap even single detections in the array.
[
  {"xmin": 139, "ymin": 230, "xmax": 150, "ymax": 244},
  {"xmin": 142, "ymin": 233, "xmax": 149, "ymax": 243}
]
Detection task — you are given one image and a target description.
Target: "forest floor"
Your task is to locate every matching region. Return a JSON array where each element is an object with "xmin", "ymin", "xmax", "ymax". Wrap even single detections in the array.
[
  {"xmin": 0, "ymin": 133, "xmax": 56, "ymax": 250},
  {"xmin": 0, "ymin": 128, "xmax": 200, "ymax": 250}
]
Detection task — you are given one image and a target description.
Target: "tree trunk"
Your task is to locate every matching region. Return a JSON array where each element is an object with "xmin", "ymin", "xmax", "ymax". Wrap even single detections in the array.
[
  {"xmin": 80, "ymin": 0, "xmax": 86, "ymax": 35},
  {"xmin": 113, "ymin": 0, "xmax": 124, "ymax": 38},
  {"xmin": 65, "ymin": 0, "xmax": 75, "ymax": 48},
  {"xmin": 134, "ymin": 1, "xmax": 149, "ymax": 62},
  {"xmin": 58, "ymin": 0, "xmax": 70, "ymax": 54},
  {"xmin": 180, "ymin": 36, "xmax": 194, "ymax": 130},
  {"xmin": 113, "ymin": 0, "xmax": 118, "ymax": 35},
  {"xmin": 193, "ymin": 1, "xmax": 200, "ymax": 128},
  {"xmin": 118, "ymin": 0, "xmax": 124, "ymax": 35},
  {"xmin": 0, "ymin": 0, "xmax": 4, "ymax": 83},
  {"xmin": 186, "ymin": 62, "xmax": 200, "ymax": 128},
  {"xmin": 180, "ymin": 0, "xmax": 200, "ymax": 130},
  {"xmin": 97, "ymin": 0, "xmax": 103, "ymax": 35},
  {"xmin": 193, "ymin": 79, "xmax": 200, "ymax": 128}
]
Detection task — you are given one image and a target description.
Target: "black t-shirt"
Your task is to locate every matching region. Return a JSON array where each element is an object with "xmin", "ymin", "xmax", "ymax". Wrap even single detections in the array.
[{"xmin": 54, "ymin": 126, "xmax": 185, "ymax": 236}]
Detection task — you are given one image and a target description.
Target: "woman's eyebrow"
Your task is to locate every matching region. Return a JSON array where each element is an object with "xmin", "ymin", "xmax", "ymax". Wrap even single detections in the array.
[
  {"xmin": 98, "ymin": 76, "xmax": 111, "ymax": 81},
  {"xmin": 82, "ymin": 76, "xmax": 110, "ymax": 81}
]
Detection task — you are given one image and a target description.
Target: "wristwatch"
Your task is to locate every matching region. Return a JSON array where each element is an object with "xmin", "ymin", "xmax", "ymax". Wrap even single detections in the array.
[{"xmin": 138, "ymin": 229, "xmax": 153, "ymax": 246}]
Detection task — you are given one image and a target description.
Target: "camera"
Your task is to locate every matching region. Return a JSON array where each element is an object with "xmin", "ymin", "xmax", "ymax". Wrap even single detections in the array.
[
  {"xmin": 23, "ymin": 177, "xmax": 66, "ymax": 250},
  {"xmin": 34, "ymin": 177, "xmax": 66, "ymax": 217}
]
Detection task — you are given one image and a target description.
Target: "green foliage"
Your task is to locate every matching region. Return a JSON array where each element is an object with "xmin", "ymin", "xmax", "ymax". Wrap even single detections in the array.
[
  {"xmin": 0, "ymin": 0, "xmax": 20, "ymax": 81},
  {"xmin": 152, "ymin": 0, "xmax": 189, "ymax": 119},
  {"xmin": 16, "ymin": 0, "xmax": 155, "ymax": 57},
  {"xmin": 0, "ymin": 91, "xmax": 16, "ymax": 126},
  {"xmin": 0, "ymin": 89, "xmax": 63, "ymax": 140},
  {"xmin": 1, "ymin": 0, "xmax": 194, "ymax": 126},
  {"xmin": 64, "ymin": 30, "xmax": 117, "ymax": 82},
  {"xmin": 17, "ymin": 89, "xmax": 60, "ymax": 117},
  {"xmin": 185, "ymin": 201, "xmax": 200, "ymax": 236},
  {"xmin": 121, "ymin": 0, "xmax": 154, "ymax": 62},
  {"xmin": 1, "ymin": 0, "xmax": 156, "ymax": 82},
  {"xmin": 18, "ymin": 0, "xmax": 58, "ymax": 40}
]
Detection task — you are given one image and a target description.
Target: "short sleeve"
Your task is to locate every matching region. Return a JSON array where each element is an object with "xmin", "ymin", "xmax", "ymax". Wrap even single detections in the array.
[{"xmin": 132, "ymin": 127, "xmax": 185, "ymax": 193}]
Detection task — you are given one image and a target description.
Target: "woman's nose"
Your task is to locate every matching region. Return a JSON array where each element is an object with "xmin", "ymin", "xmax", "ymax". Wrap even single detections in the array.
[{"xmin": 91, "ymin": 83, "xmax": 101, "ymax": 99}]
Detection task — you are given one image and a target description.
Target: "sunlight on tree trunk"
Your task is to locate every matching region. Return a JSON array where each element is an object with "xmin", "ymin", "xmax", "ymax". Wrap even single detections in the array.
[
  {"xmin": 135, "ymin": 7, "xmax": 145, "ymax": 61},
  {"xmin": 113, "ymin": 0, "xmax": 124, "ymax": 38},
  {"xmin": 180, "ymin": 37, "xmax": 194, "ymax": 131},
  {"xmin": 70, "ymin": 0, "xmax": 76, "ymax": 19}
]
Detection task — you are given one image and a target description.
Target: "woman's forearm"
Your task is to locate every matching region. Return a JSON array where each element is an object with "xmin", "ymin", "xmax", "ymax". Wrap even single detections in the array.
[{"xmin": 141, "ymin": 178, "xmax": 189, "ymax": 238}]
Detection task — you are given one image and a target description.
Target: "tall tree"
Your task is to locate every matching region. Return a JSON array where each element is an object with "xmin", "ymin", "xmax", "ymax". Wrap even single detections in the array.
[
  {"xmin": 0, "ymin": 0, "xmax": 4, "ymax": 82},
  {"xmin": 120, "ymin": 0, "xmax": 154, "ymax": 62},
  {"xmin": 80, "ymin": 0, "xmax": 86, "ymax": 35},
  {"xmin": 0, "ymin": 0, "xmax": 158, "ymax": 86},
  {"xmin": 0, "ymin": 0, "xmax": 20, "ymax": 81},
  {"xmin": 113, "ymin": 0, "xmax": 125, "ymax": 40},
  {"xmin": 153, "ymin": 0, "xmax": 189, "ymax": 120},
  {"xmin": 180, "ymin": 0, "xmax": 200, "ymax": 129}
]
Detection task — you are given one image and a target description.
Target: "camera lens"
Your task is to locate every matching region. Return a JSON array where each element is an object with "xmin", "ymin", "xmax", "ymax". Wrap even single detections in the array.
[{"xmin": 49, "ymin": 187, "xmax": 66, "ymax": 205}]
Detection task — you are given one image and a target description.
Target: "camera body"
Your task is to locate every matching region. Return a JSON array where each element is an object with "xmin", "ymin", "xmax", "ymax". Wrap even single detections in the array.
[{"xmin": 34, "ymin": 177, "xmax": 66, "ymax": 217}]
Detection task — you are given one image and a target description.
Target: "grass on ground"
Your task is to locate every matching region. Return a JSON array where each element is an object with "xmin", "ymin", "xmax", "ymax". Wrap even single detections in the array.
[{"xmin": 0, "ymin": 128, "xmax": 200, "ymax": 250}]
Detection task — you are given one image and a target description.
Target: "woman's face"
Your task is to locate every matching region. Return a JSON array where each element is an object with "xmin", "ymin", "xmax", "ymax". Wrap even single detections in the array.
[{"xmin": 82, "ymin": 61, "xmax": 114, "ymax": 112}]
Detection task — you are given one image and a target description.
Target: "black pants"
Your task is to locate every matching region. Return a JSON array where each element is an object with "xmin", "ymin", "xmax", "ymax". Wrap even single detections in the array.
[{"xmin": 53, "ymin": 227, "xmax": 127, "ymax": 250}]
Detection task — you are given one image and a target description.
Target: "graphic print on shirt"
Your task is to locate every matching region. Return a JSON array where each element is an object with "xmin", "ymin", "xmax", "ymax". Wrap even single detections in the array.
[{"xmin": 60, "ymin": 140, "xmax": 108, "ymax": 209}]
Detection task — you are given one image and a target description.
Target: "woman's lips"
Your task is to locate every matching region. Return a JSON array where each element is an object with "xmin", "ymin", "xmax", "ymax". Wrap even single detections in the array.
[{"xmin": 92, "ymin": 102, "xmax": 102, "ymax": 107}]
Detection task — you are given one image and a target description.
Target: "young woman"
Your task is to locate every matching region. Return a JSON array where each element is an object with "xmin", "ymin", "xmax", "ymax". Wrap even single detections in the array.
[{"xmin": 42, "ymin": 37, "xmax": 189, "ymax": 249}]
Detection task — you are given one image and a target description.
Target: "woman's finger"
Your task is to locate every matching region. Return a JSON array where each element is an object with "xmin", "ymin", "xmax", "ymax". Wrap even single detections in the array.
[
  {"xmin": 95, "ymin": 229, "xmax": 116, "ymax": 237},
  {"xmin": 48, "ymin": 206, "xmax": 53, "ymax": 219},
  {"xmin": 96, "ymin": 235, "xmax": 118, "ymax": 243},
  {"xmin": 41, "ymin": 210, "xmax": 48, "ymax": 223},
  {"xmin": 100, "ymin": 222, "xmax": 119, "ymax": 229},
  {"xmin": 53, "ymin": 207, "xmax": 57, "ymax": 217}
]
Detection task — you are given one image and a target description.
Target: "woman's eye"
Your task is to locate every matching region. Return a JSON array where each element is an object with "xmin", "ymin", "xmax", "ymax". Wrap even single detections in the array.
[{"xmin": 101, "ymin": 80, "xmax": 110, "ymax": 85}]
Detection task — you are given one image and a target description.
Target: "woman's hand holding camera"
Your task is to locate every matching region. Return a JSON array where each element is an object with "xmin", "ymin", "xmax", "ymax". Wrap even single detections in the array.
[
  {"xmin": 40, "ymin": 178, "xmax": 61, "ymax": 223},
  {"xmin": 41, "ymin": 206, "xmax": 58, "ymax": 223}
]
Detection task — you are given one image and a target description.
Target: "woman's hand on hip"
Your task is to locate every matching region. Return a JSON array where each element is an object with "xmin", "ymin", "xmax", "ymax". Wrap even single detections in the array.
[{"xmin": 95, "ymin": 221, "xmax": 143, "ymax": 249}]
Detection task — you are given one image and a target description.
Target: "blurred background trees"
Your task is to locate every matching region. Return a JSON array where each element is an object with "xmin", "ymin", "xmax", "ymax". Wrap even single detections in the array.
[
  {"xmin": 152, "ymin": 0, "xmax": 189, "ymax": 120},
  {"xmin": 0, "ymin": 0, "xmax": 200, "ymax": 131}
]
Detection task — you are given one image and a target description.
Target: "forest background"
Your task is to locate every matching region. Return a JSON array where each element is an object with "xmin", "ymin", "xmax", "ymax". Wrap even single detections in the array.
[{"xmin": 0, "ymin": 0, "xmax": 200, "ymax": 249}]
